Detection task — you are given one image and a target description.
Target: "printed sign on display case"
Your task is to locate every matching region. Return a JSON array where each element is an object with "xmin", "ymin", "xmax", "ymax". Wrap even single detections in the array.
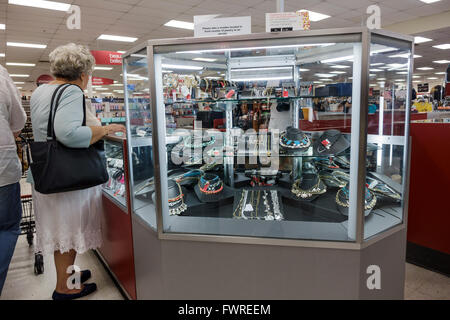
[
  {"xmin": 194, "ymin": 15, "xmax": 251, "ymax": 37},
  {"xmin": 265, "ymin": 12, "xmax": 310, "ymax": 33}
]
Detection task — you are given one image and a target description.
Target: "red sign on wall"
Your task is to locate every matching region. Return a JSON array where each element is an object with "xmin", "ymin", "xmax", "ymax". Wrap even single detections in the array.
[
  {"xmin": 92, "ymin": 77, "xmax": 114, "ymax": 85},
  {"xmin": 91, "ymin": 50, "xmax": 122, "ymax": 65}
]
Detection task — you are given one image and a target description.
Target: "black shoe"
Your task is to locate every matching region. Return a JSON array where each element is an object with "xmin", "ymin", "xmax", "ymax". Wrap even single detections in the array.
[
  {"xmin": 71, "ymin": 269, "xmax": 91, "ymax": 284},
  {"xmin": 52, "ymin": 283, "xmax": 97, "ymax": 300}
]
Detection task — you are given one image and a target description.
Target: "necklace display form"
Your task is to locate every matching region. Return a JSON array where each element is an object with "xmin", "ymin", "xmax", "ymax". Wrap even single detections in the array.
[
  {"xmin": 166, "ymin": 179, "xmax": 187, "ymax": 216},
  {"xmin": 336, "ymin": 184, "xmax": 376, "ymax": 217},
  {"xmin": 194, "ymin": 173, "xmax": 234, "ymax": 203},
  {"xmin": 233, "ymin": 189, "xmax": 283, "ymax": 221},
  {"xmin": 279, "ymin": 126, "xmax": 311, "ymax": 150},
  {"xmin": 313, "ymin": 129, "xmax": 350, "ymax": 156},
  {"xmin": 291, "ymin": 173, "xmax": 327, "ymax": 200}
]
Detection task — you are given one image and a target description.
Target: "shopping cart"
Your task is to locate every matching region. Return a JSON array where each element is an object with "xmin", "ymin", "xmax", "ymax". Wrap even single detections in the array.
[
  {"xmin": 16, "ymin": 135, "xmax": 44, "ymax": 275},
  {"xmin": 20, "ymin": 195, "xmax": 44, "ymax": 275}
]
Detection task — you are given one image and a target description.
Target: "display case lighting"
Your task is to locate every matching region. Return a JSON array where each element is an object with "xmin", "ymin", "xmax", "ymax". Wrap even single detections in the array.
[{"xmin": 177, "ymin": 43, "xmax": 335, "ymax": 54}]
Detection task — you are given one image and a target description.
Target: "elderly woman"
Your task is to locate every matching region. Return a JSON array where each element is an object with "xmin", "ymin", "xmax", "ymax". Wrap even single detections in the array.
[{"xmin": 30, "ymin": 43, "xmax": 125, "ymax": 300}]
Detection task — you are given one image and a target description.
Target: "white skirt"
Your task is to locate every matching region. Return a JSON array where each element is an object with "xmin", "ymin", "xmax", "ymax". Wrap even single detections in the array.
[{"xmin": 32, "ymin": 185, "xmax": 103, "ymax": 255}]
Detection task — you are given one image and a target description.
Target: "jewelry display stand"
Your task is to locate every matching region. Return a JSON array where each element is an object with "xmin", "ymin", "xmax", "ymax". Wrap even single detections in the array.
[{"xmin": 122, "ymin": 28, "xmax": 413, "ymax": 299}]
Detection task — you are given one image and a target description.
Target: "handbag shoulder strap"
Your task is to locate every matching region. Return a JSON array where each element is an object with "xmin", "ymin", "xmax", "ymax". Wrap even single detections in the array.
[
  {"xmin": 47, "ymin": 83, "xmax": 86, "ymax": 140},
  {"xmin": 47, "ymin": 83, "xmax": 71, "ymax": 140}
]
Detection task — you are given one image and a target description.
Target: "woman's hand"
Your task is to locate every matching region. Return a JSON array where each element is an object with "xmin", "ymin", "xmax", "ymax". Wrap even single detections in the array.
[{"xmin": 104, "ymin": 124, "xmax": 126, "ymax": 136}]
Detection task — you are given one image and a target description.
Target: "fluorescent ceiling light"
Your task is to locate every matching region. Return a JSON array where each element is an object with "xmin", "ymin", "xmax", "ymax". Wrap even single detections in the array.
[
  {"xmin": 164, "ymin": 20, "xmax": 194, "ymax": 30},
  {"xmin": 97, "ymin": 34, "xmax": 137, "ymax": 42},
  {"xmin": 313, "ymin": 81, "xmax": 323, "ymax": 84},
  {"xmin": 299, "ymin": 68, "xmax": 310, "ymax": 71},
  {"xmin": 16, "ymin": 87, "xmax": 23, "ymax": 89},
  {"xmin": 370, "ymin": 63, "xmax": 384, "ymax": 66},
  {"xmin": 433, "ymin": 60, "xmax": 450, "ymax": 64},
  {"xmin": 95, "ymin": 88, "xmax": 108, "ymax": 91},
  {"xmin": 427, "ymin": 77, "xmax": 438, "ymax": 79},
  {"xmin": 231, "ymin": 76, "xmax": 292, "ymax": 82},
  {"xmin": 111, "ymin": 83, "xmax": 123, "ymax": 86},
  {"xmin": 331, "ymin": 65, "xmax": 350, "ymax": 69},
  {"xmin": 14, "ymin": 82, "xmax": 25, "ymax": 84},
  {"xmin": 419, "ymin": 0, "xmax": 441, "ymax": 3},
  {"xmin": 394, "ymin": 79, "xmax": 405, "ymax": 82},
  {"xmin": 433, "ymin": 44, "xmax": 450, "ymax": 50},
  {"xmin": 6, "ymin": 62, "xmax": 35, "ymax": 66},
  {"xmin": 94, "ymin": 66, "xmax": 113, "ymax": 70},
  {"xmin": 370, "ymin": 48, "xmax": 397, "ymax": 55},
  {"xmin": 8, "ymin": 0, "xmax": 71, "ymax": 11},
  {"xmin": 370, "ymin": 74, "xmax": 376, "ymax": 77},
  {"xmin": 297, "ymin": 10, "xmax": 330, "ymax": 22},
  {"xmin": 321, "ymin": 55, "xmax": 353, "ymax": 63},
  {"xmin": 396, "ymin": 72, "xmax": 408, "ymax": 74},
  {"xmin": 113, "ymin": 90, "xmax": 124, "ymax": 93},
  {"xmin": 162, "ymin": 64, "xmax": 202, "ymax": 70},
  {"xmin": 0, "ymin": 53, "xmax": 4, "ymax": 57},
  {"xmin": 117, "ymin": 51, "xmax": 126, "ymax": 54},
  {"xmin": 370, "ymin": 69, "xmax": 383, "ymax": 72},
  {"xmin": 232, "ymin": 66, "xmax": 292, "ymax": 72},
  {"xmin": 413, "ymin": 75, "xmax": 420, "ymax": 78},
  {"xmin": 162, "ymin": 70, "xmax": 173, "ymax": 73},
  {"xmin": 413, "ymin": 80, "xmax": 421, "ymax": 83},
  {"xmin": 330, "ymin": 71, "xmax": 346, "ymax": 74},
  {"xmin": 192, "ymin": 57, "xmax": 217, "ymax": 62},
  {"xmin": 9, "ymin": 74, "xmax": 29, "ymax": 77},
  {"xmin": 0, "ymin": 24, "xmax": 5, "ymax": 30},
  {"xmin": 315, "ymin": 73, "xmax": 336, "ymax": 78},
  {"xmin": 389, "ymin": 54, "xmax": 421, "ymax": 58},
  {"xmin": 414, "ymin": 36, "xmax": 432, "ymax": 44},
  {"xmin": 320, "ymin": 79, "xmax": 333, "ymax": 81},
  {"xmin": 435, "ymin": 72, "xmax": 446, "ymax": 75},
  {"xmin": 377, "ymin": 78, "xmax": 386, "ymax": 81},
  {"xmin": 7, "ymin": 42, "xmax": 46, "ymax": 49},
  {"xmin": 417, "ymin": 67, "xmax": 433, "ymax": 70},
  {"xmin": 100, "ymin": 92, "xmax": 113, "ymax": 94}
]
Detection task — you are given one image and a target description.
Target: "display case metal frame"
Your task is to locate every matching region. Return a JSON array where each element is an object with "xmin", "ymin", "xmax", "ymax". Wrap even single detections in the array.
[{"xmin": 122, "ymin": 27, "xmax": 413, "ymax": 250}]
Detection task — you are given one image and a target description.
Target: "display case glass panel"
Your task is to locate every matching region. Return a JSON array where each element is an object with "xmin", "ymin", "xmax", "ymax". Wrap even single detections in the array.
[
  {"xmin": 103, "ymin": 138, "xmax": 127, "ymax": 208},
  {"xmin": 361, "ymin": 35, "xmax": 412, "ymax": 240},
  {"xmin": 124, "ymin": 48, "xmax": 156, "ymax": 229},
  {"xmin": 123, "ymin": 29, "xmax": 412, "ymax": 243}
]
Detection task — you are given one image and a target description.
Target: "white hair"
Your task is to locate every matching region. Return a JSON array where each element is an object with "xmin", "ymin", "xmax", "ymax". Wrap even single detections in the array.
[{"xmin": 49, "ymin": 43, "xmax": 95, "ymax": 81}]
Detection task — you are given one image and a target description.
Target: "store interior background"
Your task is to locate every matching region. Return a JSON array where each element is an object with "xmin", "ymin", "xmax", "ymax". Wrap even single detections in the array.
[{"xmin": 0, "ymin": 0, "xmax": 449, "ymax": 300}]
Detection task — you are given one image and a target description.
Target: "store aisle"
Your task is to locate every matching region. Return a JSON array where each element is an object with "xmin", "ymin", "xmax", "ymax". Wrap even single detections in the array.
[{"xmin": 0, "ymin": 235, "xmax": 123, "ymax": 300}]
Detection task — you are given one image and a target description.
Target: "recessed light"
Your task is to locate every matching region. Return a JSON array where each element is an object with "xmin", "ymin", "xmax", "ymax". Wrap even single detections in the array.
[
  {"xmin": 162, "ymin": 64, "xmax": 202, "ymax": 70},
  {"xmin": 433, "ymin": 44, "xmax": 450, "ymax": 50},
  {"xmin": 97, "ymin": 34, "xmax": 137, "ymax": 42},
  {"xmin": 297, "ymin": 10, "xmax": 330, "ymax": 22},
  {"xmin": 8, "ymin": 0, "xmax": 71, "ymax": 11},
  {"xmin": 419, "ymin": 0, "xmax": 441, "ymax": 4},
  {"xmin": 435, "ymin": 72, "xmax": 446, "ymax": 75},
  {"xmin": 6, "ymin": 62, "xmax": 35, "ymax": 66},
  {"xmin": 330, "ymin": 71, "xmax": 346, "ymax": 74},
  {"xmin": 94, "ymin": 66, "xmax": 113, "ymax": 70},
  {"xmin": 414, "ymin": 36, "xmax": 433, "ymax": 44},
  {"xmin": 164, "ymin": 20, "xmax": 194, "ymax": 30},
  {"xmin": 7, "ymin": 42, "xmax": 46, "ymax": 49},
  {"xmin": 9, "ymin": 74, "xmax": 29, "ymax": 77},
  {"xmin": 427, "ymin": 77, "xmax": 438, "ymax": 79},
  {"xmin": 433, "ymin": 60, "xmax": 450, "ymax": 64},
  {"xmin": 417, "ymin": 67, "xmax": 434, "ymax": 70},
  {"xmin": 0, "ymin": 24, "xmax": 5, "ymax": 30},
  {"xmin": 192, "ymin": 57, "xmax": 217, "ymax": 62}
]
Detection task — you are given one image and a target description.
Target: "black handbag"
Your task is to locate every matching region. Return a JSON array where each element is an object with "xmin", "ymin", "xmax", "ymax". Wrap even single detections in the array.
[{"xmin": 29, "ymin": 83, "xmax": 108, "ymax": 194}]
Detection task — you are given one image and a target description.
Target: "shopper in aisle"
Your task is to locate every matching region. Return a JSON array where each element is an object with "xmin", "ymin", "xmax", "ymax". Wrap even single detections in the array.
[
  {"xmin": 29, "ymin": 43, "xmax": 125, "ymax": 300},
  {"xmin": 0, "ymin": 65, "xmax": 27, "ymax": 296}
]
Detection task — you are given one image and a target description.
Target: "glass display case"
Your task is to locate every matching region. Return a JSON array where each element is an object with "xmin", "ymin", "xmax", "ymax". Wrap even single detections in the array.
[{"xmin": 123, "ymin": 28, "xmax": 413, "ymax": 245}]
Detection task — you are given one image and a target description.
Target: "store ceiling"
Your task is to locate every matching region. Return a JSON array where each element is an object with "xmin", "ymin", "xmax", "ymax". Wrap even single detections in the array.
[{"xmin": 0, "ymin": 0, "xmax": 449, "ymax": 92}]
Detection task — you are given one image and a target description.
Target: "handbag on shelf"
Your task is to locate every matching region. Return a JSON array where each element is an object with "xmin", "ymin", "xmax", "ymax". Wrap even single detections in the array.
[{"xmin": 29, "ymin": 83, "xmax": 108, "ymax": 194}]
